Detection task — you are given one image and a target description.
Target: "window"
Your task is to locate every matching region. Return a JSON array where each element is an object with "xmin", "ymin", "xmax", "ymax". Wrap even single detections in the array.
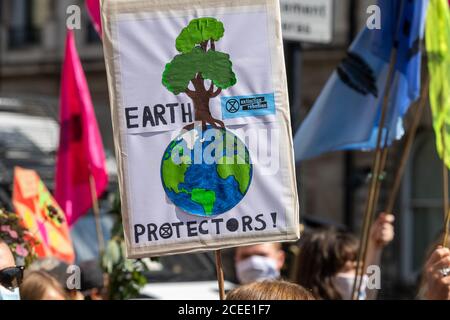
[{"xmin": 8, "ymin": 0, "xmax": 49, "ymax": 49}]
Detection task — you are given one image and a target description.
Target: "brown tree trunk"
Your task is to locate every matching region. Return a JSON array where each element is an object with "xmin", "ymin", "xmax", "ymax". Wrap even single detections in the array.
[
  {"xmin": 184, "ymin": 73, "xmax": 224, "ymax": 130},
  {"xmin": 192, "ymin": 95, "xmax": 213, "ymax": 122},
  {"xmin": 183, "ymin": 94, "xmax": 224, "ymax": 130}
]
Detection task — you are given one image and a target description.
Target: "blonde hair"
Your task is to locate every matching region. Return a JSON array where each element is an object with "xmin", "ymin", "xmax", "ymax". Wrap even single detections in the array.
[
  {"xmin": 226, "ymin": 280, "xmax": 315, "ymax": 300},
  {"xmin": 20, "ymin": 270, "xmax": 68, "ymax": 300}
]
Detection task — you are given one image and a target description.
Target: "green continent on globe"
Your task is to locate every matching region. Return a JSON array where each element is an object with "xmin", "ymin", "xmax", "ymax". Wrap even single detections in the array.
[
  {"xmin": 216, "ymin": 155, "xmax": 251, "ymax": 195},
  {"xmin": 191, "ymin": 188, "xmax": 216, "ymax": 216},
  {"xmin": 160, "ymin": 127, "xmax": 252, "ymax": 217},
  {"xmin": 162, "ymin": 154, "xmax": 191, "ymax": 193}
]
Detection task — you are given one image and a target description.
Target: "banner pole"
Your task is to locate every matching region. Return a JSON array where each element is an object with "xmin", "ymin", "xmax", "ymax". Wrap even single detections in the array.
[
  {"xmin": 215, "ymin": 250, "xmax": 226, "ymax": 300},
  {"xmin": 443, "ymin": 139, "xmax": 449, "ymax": 221},
  {"xmin": 356, "ymin": 75, "xmax": 430, "ymax": 296},
  {"xmin": 89, "ymin": 173, "xmax": 105, "ymax": 256},
  {"xmin": 351, "ymin": 48, "xmax": 398, "ymax": 300},
  {"xmin": 355, "ymin": 140, "xmax": 389, "ymax": 297},
  {"xmin": 442, "ymin": 115, "xmax": 450, "ymax": 247},
  {"xmin": 385, "ymin": 76, "xmax": 429, "ymax": 214},
  {"xmin": 443, "ymin": 210, "xmax": 450, "ymax": 248}
]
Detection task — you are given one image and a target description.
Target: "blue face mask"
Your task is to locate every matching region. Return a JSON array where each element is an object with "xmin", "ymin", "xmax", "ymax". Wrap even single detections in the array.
[{"xmin": 0, "ymin": 285, "xmax": 21, "ymax": 300}]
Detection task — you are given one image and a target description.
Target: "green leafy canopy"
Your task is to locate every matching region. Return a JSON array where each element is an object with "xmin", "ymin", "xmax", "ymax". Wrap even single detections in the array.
[
  {"xmin": 176, "ymin": 17, "xmax": 224, "ymax": 53},
  {"xmin": 162, "ymin": 48, "xmax": 236, "ymax": 95}
]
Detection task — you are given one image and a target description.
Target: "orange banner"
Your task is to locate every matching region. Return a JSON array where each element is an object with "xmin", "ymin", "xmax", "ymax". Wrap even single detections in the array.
[{"xmin": 13, "ymin": 167, "xmax": 75, "ymax": 264}]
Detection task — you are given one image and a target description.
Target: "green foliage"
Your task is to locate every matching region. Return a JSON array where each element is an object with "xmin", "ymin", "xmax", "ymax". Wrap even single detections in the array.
[
  {"xmin": 176, "ymin": 18, "xmax": 224, "ymax": 53},
  {"xmin": 102, "ymin": 237, "xmax": 148, "ymax": 300},
  {"xmin": 162, "ymin": 48, "xmax": 236, "ymax": 95},
  {"xmin": 162, "ymin": 48, "xmax": 204, "ymax": 95},
  {"xmin": 202, "ymin": 50, "xmax": 237, "ymax": 89},
  {"xmin": 101, "ymin": 195, "xmax": 149, "ymax": 300}
]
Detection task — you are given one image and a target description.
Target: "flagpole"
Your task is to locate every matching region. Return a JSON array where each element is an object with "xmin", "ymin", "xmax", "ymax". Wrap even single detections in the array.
[
  {"xmin": 385, "ymin": 75, "xmax": 429, "ymax": 214},
  {"xmin": 351, "ymin": 48, "xmax": 398, "ymax": 300},
  {"xmin": 443, "ymin": 209, "xmax": 450, "ymax": 248},
  {"xmin": 442, "ymin": 111, "xmax": 450, "ymax": 248},
  {"xmin": 355, "ymin": 75, "xmax": 430, "ymax": 297},
  {"xmin": 443, "ymin": 138, "xmax": 449, "ymax": 221},
  {"xmin": 355, "ymin": 136, "xmax": 389, "ymax": 297},
  {"xmin": 89, "ymin": 173, "xmax": 105, "ymax": 255},
  {"xmin": 215, "ymin": 250, "xmax": 226, "ymax": 300}
]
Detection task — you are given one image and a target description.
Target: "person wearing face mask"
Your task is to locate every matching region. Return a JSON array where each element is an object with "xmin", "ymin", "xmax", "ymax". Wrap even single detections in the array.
[
  {"xmin": 294, "ymin": 213, "xmax": 394, "ymax": 300},
  {"xmin": 0, "ymin": 239, "xmax": 23, "ymax": 300},
  {"xmin": 234, "ymin": 243, "xmax": 285, "ymax": 284}
]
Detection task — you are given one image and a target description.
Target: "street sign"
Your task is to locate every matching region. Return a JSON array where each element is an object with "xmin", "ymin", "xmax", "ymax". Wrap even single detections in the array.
[{"xmin": 281, "ymin": 0, "xmax": 334, "ymax": 43}]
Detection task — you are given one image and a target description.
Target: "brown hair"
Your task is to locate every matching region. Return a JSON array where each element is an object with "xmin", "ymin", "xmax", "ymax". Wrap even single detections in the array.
[
  {"xmin": 295, "ymin": 229, "xmax": 359, "ymax": 300},
  {"xmin": 20, "ymin": 270, "xmax": 68, "ymax": 300},
  {"xmin": 226, "ymin": 280, "xmax": 315, "ymax": 300}
]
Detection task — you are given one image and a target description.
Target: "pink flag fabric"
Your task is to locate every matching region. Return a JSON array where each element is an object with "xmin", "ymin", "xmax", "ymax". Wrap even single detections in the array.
[
  {"xmin": 55, "ymin": 30, "xmax": 108, "ymax": 226},
  {"xmin": 86, "ymin": 0, "xmax": 102, "ymax": 36}
]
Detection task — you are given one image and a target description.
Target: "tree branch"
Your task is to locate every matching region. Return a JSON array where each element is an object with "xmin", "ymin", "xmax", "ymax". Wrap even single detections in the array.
[
  {"xmin": 210, "ymin": 40, "xmax": 215, "ymax": 51},
  {"xmin": 210, "ymin": 88, "xmax": 222, "ymax": 98},
  {"xmin": 185, "ymin": 88, "xmax": 196, "ymax": 98},
  {"xmin": 207, "ymin": 82, "xmax": 215, "ymax": 94}
]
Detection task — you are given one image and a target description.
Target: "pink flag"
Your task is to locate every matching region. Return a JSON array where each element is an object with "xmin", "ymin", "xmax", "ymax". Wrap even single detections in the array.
[
  {"xmin": 55, "ymin": 30, "xmax": 108, "ymax": 226},
  {"xmin": 86, "ymin": 0, "xmax": 102, "ymax": 37}
]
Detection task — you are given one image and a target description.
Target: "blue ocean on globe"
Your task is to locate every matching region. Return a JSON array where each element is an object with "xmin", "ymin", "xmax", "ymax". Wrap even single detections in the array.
[{"xmin": 160, "ymin": 126, "xmax": 252, "ymax": 217}]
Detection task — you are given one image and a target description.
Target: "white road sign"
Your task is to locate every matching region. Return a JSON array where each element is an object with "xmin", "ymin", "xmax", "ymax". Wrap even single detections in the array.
[{"xmin": 281, "ymin": 0, "xmax": 334, "ymax": 43}]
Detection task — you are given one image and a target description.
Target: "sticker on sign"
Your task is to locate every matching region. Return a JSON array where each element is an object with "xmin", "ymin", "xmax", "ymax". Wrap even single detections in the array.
[{"xmin": 280, "ymin": 0, "xmax": 334, "ymax": 43}]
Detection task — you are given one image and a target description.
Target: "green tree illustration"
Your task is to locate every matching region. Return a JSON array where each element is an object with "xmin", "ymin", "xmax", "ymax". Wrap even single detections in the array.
[{"xmin": 162, "ymin": 17, "xmax": 237, "ymax": 129}]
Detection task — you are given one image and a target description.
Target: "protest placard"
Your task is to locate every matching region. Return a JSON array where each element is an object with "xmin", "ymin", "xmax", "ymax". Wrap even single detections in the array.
[
  {"xmin": 101, "ymin": 0, "xmax": 300, "ymax": 257},
  {"xmin": 13, "ymin": 167, "xmax": 75, "ymax": 264}
]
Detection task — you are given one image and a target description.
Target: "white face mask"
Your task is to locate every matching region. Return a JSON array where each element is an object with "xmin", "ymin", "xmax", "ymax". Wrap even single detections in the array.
[
  {"xmin": 236, "ymin": 255, "xmax": 280, "ymax": 284},
  {"xmin": 332, "ymin": 273, "xmax": 368, "ymax": 300},
  {"xmin": 0, "ymin": 285, "xmax": 21, "ymax": 300}
]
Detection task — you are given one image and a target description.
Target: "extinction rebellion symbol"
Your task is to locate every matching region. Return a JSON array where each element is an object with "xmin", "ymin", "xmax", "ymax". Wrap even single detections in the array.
[{"xmin": 225, "ymin": 99, "xmax": 240, "ymax": 113}]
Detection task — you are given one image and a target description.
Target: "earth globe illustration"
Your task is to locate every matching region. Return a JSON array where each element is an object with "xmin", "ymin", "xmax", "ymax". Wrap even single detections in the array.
[{"xmin": 161, "ymin": 126, "xmax": 252, "ymax": 217}]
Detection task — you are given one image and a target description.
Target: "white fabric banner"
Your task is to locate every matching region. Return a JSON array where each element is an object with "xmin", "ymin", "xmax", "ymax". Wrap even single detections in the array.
[{"xmin": 101, "ymin": 0, "xmax": 300, "ymax": 258}]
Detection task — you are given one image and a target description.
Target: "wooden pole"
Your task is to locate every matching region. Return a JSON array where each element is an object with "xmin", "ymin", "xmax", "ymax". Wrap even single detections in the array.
[
  {"xmin": 385, "ymin": 76, "xmax": 429, "ymax": 214},
  {"xmin": 354, "ymin": 66, "xmax": 430, "ymax": 298},
  {"xmin": 442, "ymin": 108, "xmax": 450, "ymax": 247},
  {"xmin": 443, "ymin": 141, "xmax": 449, "ymax": 221},
  {"xmin": 89, "ymin": 174, "xmax": 105, "ymax": 255},
  {"xmin": 356, "ymin": 76, "xmax": 429, "ymax": 296},
  {"xmin": 215, "ymin": 250, "xmax": 226, "ymax": 300},
  {"xmin": 351, "ymin": 48, "xmax": 398, "ymax": 300},
  {"xmin": 355, "ymin": 142, "xmax": 389, "ymax": 297},
  {"xmin": 443, "ymin": 209, "xmax": 450, "ymax": 248}
]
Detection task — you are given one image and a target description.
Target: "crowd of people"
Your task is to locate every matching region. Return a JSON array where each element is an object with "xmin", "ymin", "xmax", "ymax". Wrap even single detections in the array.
[
  {"xmin": 0, "ymin": 240, "xmax": 105, "ymax": 300},
  {"xmin": 1, "ymin": 212, "xmax": 449, "ymax": 300},
  {"xmin": 228, "ymin": 212, "xmax": 450, "ymax": 300}
]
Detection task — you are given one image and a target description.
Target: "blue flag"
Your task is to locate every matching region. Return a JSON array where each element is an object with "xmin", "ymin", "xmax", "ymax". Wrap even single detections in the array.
[{"xmin": 294, "ymin": 0, "xmax": 428, "ymax": 161}]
